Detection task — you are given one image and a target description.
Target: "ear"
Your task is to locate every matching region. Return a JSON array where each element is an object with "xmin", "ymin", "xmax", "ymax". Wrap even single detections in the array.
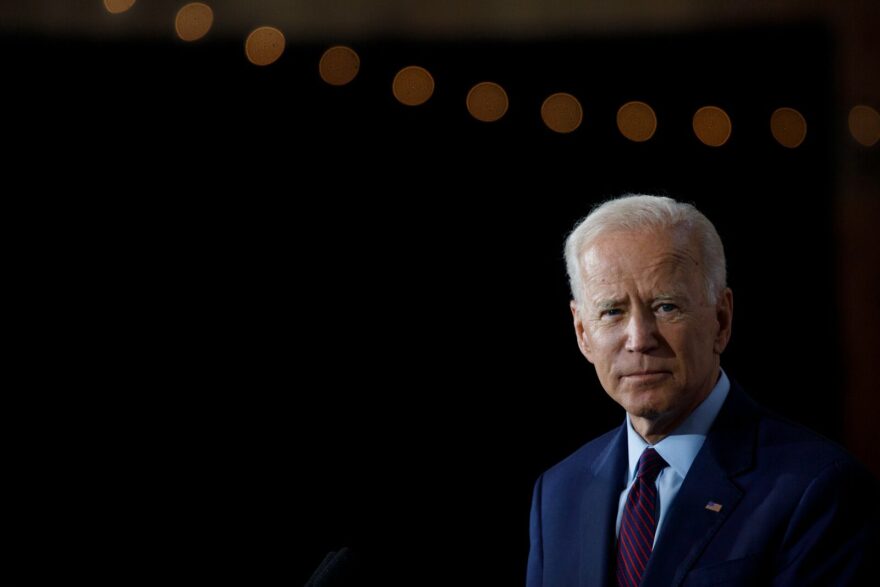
[
  {"xmin": 713, "ymin": 288, "xmax": 734, "ymax": 354},
  {"xmin": 571, "ymin": 300, "xmax": 594, "ymax": 363}
]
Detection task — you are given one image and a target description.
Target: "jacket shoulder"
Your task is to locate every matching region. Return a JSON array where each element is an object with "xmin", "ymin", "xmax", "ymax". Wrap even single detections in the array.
[
  {"xmin": 725, "ymin": 381, "xmax": 870, "ymax": 478},
  {"xmin": 541, "ymin": 425, "xmax": 622, "ymax": 484}
]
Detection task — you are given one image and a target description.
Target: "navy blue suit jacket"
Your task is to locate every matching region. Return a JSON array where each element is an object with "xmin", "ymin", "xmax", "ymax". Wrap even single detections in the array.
[{"xmin": 527, "ymin": 383, "xmax": 879, "ymax": 586}]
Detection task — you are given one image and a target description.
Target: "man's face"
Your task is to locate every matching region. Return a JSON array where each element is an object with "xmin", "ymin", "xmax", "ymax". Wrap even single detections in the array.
[{"xmin": 571, "ymin": 229, "xmax": 733, "ymax": 433}]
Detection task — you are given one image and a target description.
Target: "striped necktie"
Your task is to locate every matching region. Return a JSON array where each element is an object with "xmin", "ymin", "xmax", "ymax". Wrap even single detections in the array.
[{"xmin": 616, "ymin": 447, "xmax": 668, "ymax": 587}]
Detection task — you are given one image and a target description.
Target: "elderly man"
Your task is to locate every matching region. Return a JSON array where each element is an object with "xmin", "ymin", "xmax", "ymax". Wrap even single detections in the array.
[{"xmin": 527, "ymin": 195, "xmax": 878, "ymax": 586}]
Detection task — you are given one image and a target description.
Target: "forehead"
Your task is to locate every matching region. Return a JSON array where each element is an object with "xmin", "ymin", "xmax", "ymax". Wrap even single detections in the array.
[{"xmin": 580, "ymin": 229, "xmax": 703, "ymax": 295}]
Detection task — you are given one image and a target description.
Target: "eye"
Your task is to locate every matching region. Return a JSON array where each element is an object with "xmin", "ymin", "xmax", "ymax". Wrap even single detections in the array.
[
  {"xmin": 656, "ymin": 303, "xmax": 678, "ymax": 314},
  {"xmin": 600, "ymin": 308, "xmax": 623, "ymax": 319}
]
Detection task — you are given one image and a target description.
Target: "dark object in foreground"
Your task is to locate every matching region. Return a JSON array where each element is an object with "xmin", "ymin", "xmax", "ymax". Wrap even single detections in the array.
[{"xmin": 305, "ymin": 547, "xmax": 359, "ymax": 587}]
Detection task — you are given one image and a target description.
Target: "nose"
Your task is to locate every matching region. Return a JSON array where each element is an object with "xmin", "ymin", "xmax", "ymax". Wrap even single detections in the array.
[{"xmin": 625, "ymin": 310, "xmax": 660, "ymax": 353}]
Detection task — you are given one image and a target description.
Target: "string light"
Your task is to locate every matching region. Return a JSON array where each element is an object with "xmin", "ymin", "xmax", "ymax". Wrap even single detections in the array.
[
  {"xmin": 245, "ymin": 27, "xmax": 286, "ymax": 66},
  {"xmin": 693, "ymin": 106, "xmax": 732, "ymax": 147},
  {"xmin": 617, "ymin": 101, "xmax": 657, "ymax": 142},
  {"xmin": 770, "ymin": 107, "xmax": 807, "ymax": 148},
  {"xmin": 541, "ymin": 93, "xmax": 583, "ymax": 134},
  {"xmin": 175, "ymin": 3, "xmax": 214, "ymax": 42},
  {"xmin": 99, "ymin": 6, "xmax": 874, "ymax": 149},
  {"xmin": 849, "ymin": 105, "xmax": 880, "ymax": 147},
  {"xmin": 104, "ymin": 0, "xmax": 135, "ymax": 14},
  {"xmin": 392, "ymin": 66, "xmax": 435, "ymax": 106},
  {"xmin": 466, "ymin": 82, "xmax": 508, "ymax": 123},
  {"xmin": 319, "ymin": 46, "xmax": 360, "ymax": 86}
]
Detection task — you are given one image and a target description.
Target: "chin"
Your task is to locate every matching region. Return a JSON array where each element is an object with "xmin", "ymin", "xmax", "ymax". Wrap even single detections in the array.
[
  {"xmin": 619, "ymin": 391, "xmax": 672, "ymax": 420},
  {"xmin": 630, "ymin": 406, "xmax": 665, "ymax": 420}
]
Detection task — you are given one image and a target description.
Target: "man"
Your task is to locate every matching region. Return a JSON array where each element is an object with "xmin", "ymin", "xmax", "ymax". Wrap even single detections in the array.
[{"xmin": 527, "ymin": 194, "xmax": 878, "ymax": 586}]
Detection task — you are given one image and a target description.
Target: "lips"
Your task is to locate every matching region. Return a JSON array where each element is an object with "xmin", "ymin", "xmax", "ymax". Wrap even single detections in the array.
[{"xmin": 621, "ymin": 370, "xmax": 671, "ymax": 380}]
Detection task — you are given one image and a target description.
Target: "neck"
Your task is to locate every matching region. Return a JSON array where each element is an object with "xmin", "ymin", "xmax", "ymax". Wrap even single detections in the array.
[{"xmin": 631, "ymin": 416, "xmax": 680, "ymax": 445}]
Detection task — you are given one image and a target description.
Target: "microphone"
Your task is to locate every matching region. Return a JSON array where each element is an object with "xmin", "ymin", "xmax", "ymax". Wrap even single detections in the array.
[{"xmin": 304, "ymin": 547, "xmax": 358, "ymax": 586}]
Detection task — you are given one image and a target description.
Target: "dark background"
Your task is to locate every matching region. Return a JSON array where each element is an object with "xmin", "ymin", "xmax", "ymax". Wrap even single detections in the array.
[{"xmin": 5, "ymin": 23, "xmax": 841, "ymax": 586}]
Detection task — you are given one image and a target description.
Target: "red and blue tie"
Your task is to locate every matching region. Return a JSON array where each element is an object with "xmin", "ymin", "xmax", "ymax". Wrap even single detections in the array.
[{"xmin": 616, "ymin": 447, "xmax": 668, "ymax": 587}]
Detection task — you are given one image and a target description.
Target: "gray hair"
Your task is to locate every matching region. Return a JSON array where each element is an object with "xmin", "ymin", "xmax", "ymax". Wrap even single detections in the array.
[{"xmin": 564, "ymin": 194, "xmax": 727, "ymax": 308}]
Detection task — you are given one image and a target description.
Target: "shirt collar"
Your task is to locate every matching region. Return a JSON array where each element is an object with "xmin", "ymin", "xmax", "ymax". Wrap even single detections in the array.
[{"xmin": 625, "ymin": 368, "xmax": 730, "ymax": 481}]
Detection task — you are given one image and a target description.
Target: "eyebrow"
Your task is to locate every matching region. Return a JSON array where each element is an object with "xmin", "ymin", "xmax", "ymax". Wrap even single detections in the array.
[
  {"xmin": 593, "ymin": 297, "xmax": 625, "ymax": 311},
  {"xmin": 653, "ymin": 292, "xmax": 685, "ymax": 302},
  {"xmin": 592, "ymin": 292, "xmax": 687, "ymax": 310}
]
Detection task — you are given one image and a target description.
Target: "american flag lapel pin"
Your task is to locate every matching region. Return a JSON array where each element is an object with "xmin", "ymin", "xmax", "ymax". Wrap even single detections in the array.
[{"xmin": 705, "ymin": 501, "xmax": 723, "ymax": 513}]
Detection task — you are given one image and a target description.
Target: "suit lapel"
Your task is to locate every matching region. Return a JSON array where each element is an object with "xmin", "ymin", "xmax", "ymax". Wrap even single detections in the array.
[
  {"xmin": 578, "ymin": 423, "xmax": 628, "ymax": 587},
  {"xmin": 641, "ymin": 383, "xmax": 758, "ymax": 587},
  {"xmin": 641, "ymin": 450, "xmax": 744, "ymax": 586}
]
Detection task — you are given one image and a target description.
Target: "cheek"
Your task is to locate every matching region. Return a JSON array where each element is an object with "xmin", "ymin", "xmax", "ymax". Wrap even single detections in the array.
[
  {"xmin": 587, "ymin": 326, "xmax": 621, "ymax": 353},
  {"xmin": 588, "ymin": 341, "xmax": 619, "ymax": 372},
  {"xmin": 676, "ymin": 329, "xmax": 715, "ymax": 369}
]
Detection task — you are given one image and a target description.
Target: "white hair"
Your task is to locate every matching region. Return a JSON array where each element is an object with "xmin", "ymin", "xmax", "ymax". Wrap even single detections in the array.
[{"xmin": 564, "ymin": 194, "xmax": 727, "ymax": 307}]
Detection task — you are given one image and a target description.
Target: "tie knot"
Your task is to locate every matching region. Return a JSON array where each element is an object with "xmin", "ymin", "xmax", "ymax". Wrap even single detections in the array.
[{"xmin": 636, "ymin": 448, "xmax": 668, "ymax": 482}]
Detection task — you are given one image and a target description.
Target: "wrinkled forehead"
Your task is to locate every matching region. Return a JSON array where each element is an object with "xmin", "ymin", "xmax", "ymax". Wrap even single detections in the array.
[{"xmin": 580, "ymin": 229, "xmax": 704, "ymax": 294}]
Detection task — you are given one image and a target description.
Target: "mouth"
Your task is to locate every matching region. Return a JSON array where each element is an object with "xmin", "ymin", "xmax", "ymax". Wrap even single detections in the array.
[{"xmin": 621, "ymin": 371, "xmax": 670, "ymax": 382}]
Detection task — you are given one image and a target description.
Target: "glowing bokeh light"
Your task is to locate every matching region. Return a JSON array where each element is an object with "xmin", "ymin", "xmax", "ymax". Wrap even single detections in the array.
[
  {"xmin": 466, "ymin": 82, "xmax": 508, "ymax": 123},
  {"xmin": 617, "ymin": 101, "xmax": 657, "ymax": 142},
  {"xmin": 541, "ymin": 93, "xmax": 583, "ymax": 134},
  {"xmin": 770, "ymin": 107, "xmax": 807, "ymax": 148},
  {"xmin": 245, "ymin": 27, "xmax": 286, "ymax": 67},
  {"xmin": 392, "ymin": 66, "xmax": 435, "ymax": 106},
  {"xmin": 319, "ymin": 46, "xmax": 360, "ymax": 86},
  {"xmin": 175, "ymin": 3, "xmax": 214, "ymax": 42},
  {"xmin": 693, "ymin": 106, "xmax": 732, "ymax": 147},
  {"xmin": 849, "ymin": 105, "xmax": 880, "ymax": 147},
  {"xmin": 104, "ymin": 0, "xmax": 135, "ymax": 14}
]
